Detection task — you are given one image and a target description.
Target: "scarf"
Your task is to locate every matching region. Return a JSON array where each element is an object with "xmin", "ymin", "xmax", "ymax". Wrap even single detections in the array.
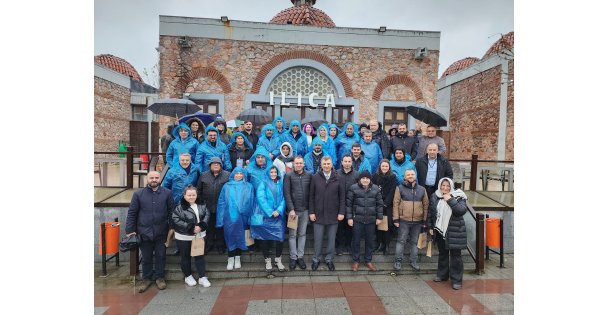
[{"xmin": 434, "ymin": 177, "xmax": 467, "ymax": 237}]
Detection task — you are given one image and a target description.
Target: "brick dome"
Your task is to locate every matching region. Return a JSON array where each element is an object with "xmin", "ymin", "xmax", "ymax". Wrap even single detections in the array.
[
  {"xmin": 482, "ymin": 31, "xmax": 514, "ymax": 60},
  {"xmin": 270, "ymin": 0, "xmax": 335, "ymax": 27},
  {"xmin": 94, "ymin": 54, "xmax": 142, "ymax": 81},
  {"xmin": 441, "ymin": 57, "xmax": 480, "ymax": 78}
]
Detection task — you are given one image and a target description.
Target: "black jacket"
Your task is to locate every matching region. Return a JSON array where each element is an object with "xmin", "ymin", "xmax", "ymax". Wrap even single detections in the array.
[
  {"xmin": 171, "ymin": 198, "xmax": 210, "ymax": 235},
  {"xmin": 283, "ymin": 169, "xmax": 312, "ymax": 212},
  {"xmin": 309, "ymin": 170, "xmax": 345, "ymax": 225},
  {"xmin": 372, "ymin": 172, "xmax": 397, "ymax": 215},
  {"xmin": 126, "ymin": 186, "xmax": 174, "ymax": 241},
  {"xmin": 390, "ymin": 133, "xmax": 418, "ymax": 159},
  {"xmin": 243, "ymin": 130, "xmax": 258, "ymax": 148},
  {"xmin": 196, "ymin": 169, "xmax": 230, "ymax": 213},
  {"xmin": 414, "ymin": 154, "xmax": 453, "ymax": 189},
  {"xmin": 228, "ymin": 143, "xmax": 254, "ymax": 169},
  {"xmin": 346, "ymin": 183, "xmax": 383, "ymax": 224},
  {"xmin": 337, "ymin": 168, "xmax": 359, "ymax": 203},
  {"xmin": 372, "ymin": 129, "xmax": 391, "ymax": 159},
  {"xmin": 428, "ymin": 193, "xmax": 468, "ymax": 250}
]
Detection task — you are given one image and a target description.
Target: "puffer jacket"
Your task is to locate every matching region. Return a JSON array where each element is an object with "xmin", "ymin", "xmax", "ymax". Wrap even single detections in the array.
[
  {"xmin": 283, "ymin": 169, "xmax": 312, "ymax": 212},
  {"xmin": 196, "ymin": 169, "xmax": 230, "ymax": 213},
  {"xmin": 392, "ymin": 180, "xmax": 429, "ymax": 222},
  {"xmin": 428, "ymin": 193, "xmax": 468, "ymax": 249},
  {"xmin": 346, "ymin": 183, "xmax": 383, "ymax": 224},
  {"xmin": 171, "ymin": 197, "xmax": 210, "ymax": 236}
]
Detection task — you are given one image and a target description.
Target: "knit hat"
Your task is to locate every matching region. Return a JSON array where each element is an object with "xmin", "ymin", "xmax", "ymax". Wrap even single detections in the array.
[
  {"xmin": 358, "ymin": 170, "xmax": 372, "ymax": 181},
  {"xmin": 209, "ymin": 156, "xmax": 223, "ymax": 167}
]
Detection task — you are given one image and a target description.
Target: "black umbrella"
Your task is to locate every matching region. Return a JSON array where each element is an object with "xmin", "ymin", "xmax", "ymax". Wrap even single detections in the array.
[
  {"xmin": 301, "ymin": 116, "xmax": 329, "ymax": 129},
  {"xmin": 237, "ymin": 108, "xmax": 272, "ymax": 125},
  {"xmin": 147, "ymin": 98, "xmax": 202, "ymax": 118},
  {"xmin": 405, "ymin": 103, "xmax": 448, "ymax": 127}
]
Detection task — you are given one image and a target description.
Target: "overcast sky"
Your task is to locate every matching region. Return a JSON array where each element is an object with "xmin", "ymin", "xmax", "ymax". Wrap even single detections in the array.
[{"xmin": 94, "ymin": 0, "xmax": 513, "ymax": 86}]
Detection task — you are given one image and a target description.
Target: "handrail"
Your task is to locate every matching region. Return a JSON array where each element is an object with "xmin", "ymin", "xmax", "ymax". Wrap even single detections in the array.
[
  {"xmin": 95, "ymin": 148, "xmax": 164, "ymax": 188},
  {"xmin": 463, "ymin": 200, "xmax": 485, "ymax": 274}
]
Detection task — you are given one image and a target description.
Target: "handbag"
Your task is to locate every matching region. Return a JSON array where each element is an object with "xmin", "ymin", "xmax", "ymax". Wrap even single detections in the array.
[
  {"xmin": 245, "ymin": 229, "xmax": 255, "ymax": 246},
  {"xmin": 287, "ymin": 214, "xmax": 298, "ymax": 230},
  {"xmin": 417, "ymin": 232, "xmax": 427, "ymax": 249},
  {"xmin": 119, "ymin": 234, "xmax": 140, "ymax": 252},
  {"xmin": 377, "ymin": 216, "xmax": 388, "ymax": 231},
  {"xmin": 191, "ymin": 234, "xmax": 205, "ymax": 256}
]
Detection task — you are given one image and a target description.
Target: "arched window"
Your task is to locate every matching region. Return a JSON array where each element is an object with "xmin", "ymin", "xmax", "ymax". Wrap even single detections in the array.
[{"xmin": 268, "ymin": 67, "xmax": 337, "ymax": 97}]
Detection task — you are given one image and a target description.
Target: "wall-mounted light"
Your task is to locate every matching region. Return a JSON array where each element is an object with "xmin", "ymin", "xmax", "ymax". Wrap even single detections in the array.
[
  {"xmin": 221, "ymin": 16, "xmax": 229, "ymax": 22},
  {"xmin": 378, "ymin": 26, "xmax": 387, "ymax": 32},
  {"xmin": 178, "ymin": 36, "xmax": 192, "ymax": 48}
]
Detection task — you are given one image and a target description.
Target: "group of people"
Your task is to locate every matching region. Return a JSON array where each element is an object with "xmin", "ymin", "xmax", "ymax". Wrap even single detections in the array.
[{"xmin": 127, "ymin": 116, "xmax": 468, "ymax": 294}]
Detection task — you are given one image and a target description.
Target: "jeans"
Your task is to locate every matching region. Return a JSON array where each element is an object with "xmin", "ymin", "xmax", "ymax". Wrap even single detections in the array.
[
  {"xmin": 176, "ymin": 239, "xmax": 206, "ymax": 278},
  {"xmin": 139, "ymin": 237, "xmax": 167, "ymax": 281},
  {"xmin": 351, "ymin": 221, "xmax": 375, "ymax": 263},
  {"xmin": 312, "ymin": 223, "xmax": 338, "ymax": 263},
  {"xmin": 436, "ymin": 233, "xmax": 463, "ymax": 284},
  {"xmin": 288, "ymin": 210, "xmax": 309, "ymax": 260},
  {"xmin": 394, "ymin": 221, "xmax": 423, "ymax": 263}
]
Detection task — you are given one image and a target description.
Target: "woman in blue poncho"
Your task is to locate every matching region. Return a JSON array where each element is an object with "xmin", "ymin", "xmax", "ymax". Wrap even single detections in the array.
[
  {"xmin": 251, "ymin": 165, "xmax": 286, "ymax": 272},
  {"xmin": 314, "ymin": 124, "xmax": 337, "ymax": 165},
  {"xmin": 165, "ymin": 123, "xmax": 199, "ymax": 168},
  {"xmin": 216, "ymin": 167, "xmax": 255, "ymax": 270},
  {"xmin": 257, "ymin": 124, "xmax": 281, "ymax": 160},
  {"xmin": 335, "ymin": 122, "xmax": 360, "ymax": 163},
  {"xmin": 248, "ymin": 146, "xmax": 272, "ymax": 189}
]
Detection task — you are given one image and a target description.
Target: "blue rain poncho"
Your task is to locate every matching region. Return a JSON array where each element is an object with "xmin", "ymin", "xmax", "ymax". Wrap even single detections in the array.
[
  {"xmin": 195, "ymin": 125, "xmax": 232, "ymax": 172},
  {"xmin": 359, "ymin": 137, "xmax": 383, "ymax": 173},
  {"xmin": 216, "ymin": 167, "xmax": 255, "ymax": 252},
  {"xmin": 247, "ymin": 146, "xmax": 272, "ymax": 189},
  {"xmin": 161, "ymin": 163, "xmax": 201, "ymax": 206},
  {"xmin": 352, "ymin": 152, "xmax": 372, "ymax": 173},
  {"xmin": 272, "ymin": 116, "xmax": 289, "ymax": 137},
  {"xmin": 328, "ymin": 123, "xmax": 341, "ymax": 139},
  {"xmin": 280, "ymin": 120, "xmax": 309, "ymax": 157},
  {"xmin": 250, "ymin": 167, "xmax": 286, "ymax": 241},
  {"xmin": 257, "ymin": 124, "xmax": 281, "ymax": 158},
  {"xmin": 335, "ymin": 122, "xmax": 360, "ymax": 162},
  {"xmin": 313, "ymin": 124, "xmax": 337, "ymax": 166},
  {"xmin": 165, "ymin": 123, "xmax": 199, "ymax": 168},
  {"xmin": 304, "ymin": 137, "xmax": 328, "ymax": 174},
  {"xmin": 389, "ymin": 151, "xmax": 416, "ymax": 185}
]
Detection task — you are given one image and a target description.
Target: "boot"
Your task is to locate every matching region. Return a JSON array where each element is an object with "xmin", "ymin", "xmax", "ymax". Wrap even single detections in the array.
[
  {"xmin": 383, "ymin": 240, "xmax": 390, "ymax": 256},
  {"xmin": 274, "ymin": 256, "xmax": 285, "ymax": 272},
  {"xmin": 375, "ymin": 242, "xmax": 385, "ymax": 253},
  {"xmin": 265, "ymin": 258, "xmax": 273, "ymax": 272},
  {"xmin": 234, "ymin": 256, "xmax": 242, "ymax": 269},
  {"xmin": 227, "ymin": 257, "xmax": 235, "ymax": 270}
]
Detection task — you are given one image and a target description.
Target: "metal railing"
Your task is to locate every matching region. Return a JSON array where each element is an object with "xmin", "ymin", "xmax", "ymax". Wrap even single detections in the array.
[{"xmin": 94, "ymin": 147, "xmax": 166, "ymax": 188}]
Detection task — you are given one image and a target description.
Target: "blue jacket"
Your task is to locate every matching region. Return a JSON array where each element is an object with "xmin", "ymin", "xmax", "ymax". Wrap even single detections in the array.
[
  {"xmin": 257, "ymin": 124, "xmax": 281, "ymax": 158},
  {"xmin": 359, "ymin": 139, "xmax": 383, "ymax": 173},
  {"xmin": 166, "ymin": 123, "xmax": 199, "ymax": 168},
  {"xmin": 335, "ymin": 122, "xmax": 360, "ymax": 161},
  {"xmin": 313, "ymin": 124, "xmax": 337, "ymax": 166},
  {"xmin": 195, "ymin": 125, "xmax": 232, "ymax": 172},
  {"xmin": 161, "ymin": 164, "xmax": 201, "ymax": 206},
  {"xmin": 390, "ymin": 153, "xmax": 416, "ymax": 185},
  {"xmin": 126, "ymin": 186, "xmax": 174, "ymax": 241},
  {"xmin": 304, "ymin": 137, "xmax": 328, "ymax": 174},
  {"xmin": 280, "ymin": 120, "xmax": 309, "ymax": 157},
  {"xmin": 351, "ymin": 153, "xmax": 372, "ymax": 174},
  {"xmin": 272, "ymin": 116, "xmax": 289, "ymax": 137},
  {"xmin": 328, "ymin": 123, "xmax": 341, "ymax": 140},
  {"xmin": 251, "ymin": 169, "xmax": 286, "ymax": 241},
  {"xmin": 216, "ymin": 167, "xmax": 255, "ymax": 251},
  {"xmin": 247, "ymin": 146, "xmax": 272, "ymax": 189}
]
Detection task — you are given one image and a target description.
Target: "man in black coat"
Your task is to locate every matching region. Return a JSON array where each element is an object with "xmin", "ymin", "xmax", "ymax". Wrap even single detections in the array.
[
  {"xmin": 369, "ymin": 119, "xmax": 391, "ymax": 159},
  {"xmin": 242, "ymin": 120, "xmax": 258, "ymax": 148},
  {"xmin": 308, "ymin": 156, "xmax": 346, "ymax": 271},
  {"xmin": 126, "ymin": 171, "xmax": 174, "ymax": 293},
  {"xmin": 415, "ymin": 143, "xmax": 453, "ymax": 198},
  {"xmin": 196, "ymin": 157, "xmax": 230, "ymax": 254},
  {"xmin": 335, "ymin": 155, "xmax": 359, "ymax": 255},
  {"xmin": 390, "ymin": 123, "xmax": 418, "ymax": 159},
  {"xmin": 283, "ymin": 156, "xmax": 312, "ymax": 270}
]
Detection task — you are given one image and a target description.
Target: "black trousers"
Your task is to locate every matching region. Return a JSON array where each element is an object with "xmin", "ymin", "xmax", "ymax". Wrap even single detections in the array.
[
  {"xmin": 259, "ymin": 240, "xmax": 284, "ymax": 258},
  {"xmin": 139, "ymin": 237, "xmax": 166, "ymax": 281},
  {"xmin": 376, "ymin": 208, "xmax": 395, "ymax": 246},
  {"xmin": 435, "ymin": 233, "xmax": 463, "ymax": 284},
  {"xmin": 207, "ymin": 213, "xmax": 225, "ymax": 249},
  {"xmin": 227, "ymin": 248, "xmax": 242, "ymax": 257},
  {"xmin": 176, "ymin": 239, "xmax": 206, "ymax": 278},
  {"xmin": 336, "ymin": 219, "xmax": 352, "ymax": 249}
]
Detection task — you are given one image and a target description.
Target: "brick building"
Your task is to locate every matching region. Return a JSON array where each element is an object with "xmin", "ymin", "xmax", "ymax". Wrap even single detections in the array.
[
  {"xmin": 436, "ymin": 32, "xmax": 514, "ymax": 160},
  {"xmin": 157, "ymin": 0, "xmax": 440, "ymax": 134}
]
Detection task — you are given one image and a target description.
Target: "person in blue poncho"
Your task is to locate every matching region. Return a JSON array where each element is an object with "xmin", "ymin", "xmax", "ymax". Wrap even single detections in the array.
[
  {"xmin": 328, "ymin": 124, "xmax": 340, "ymax": 140},
  {"xmin": 251, "ymin": 165, "xmax": 286, "ymax": 273},
  {"xmin": 166, "ymin": 123, "xmax": 199, "ymax": 168},
  {"xmin": 257, "ymin": 124, "xmax": 281, "ymax": 160},
  {"xmin": 228, "ymin": 132, "xmax": 254, "ymax": 169},
  {"xmin": 280, "ymin": 120, "xmax": 309, "ymax": 157},
  {"xmin": 272, "ymin": 116, "xmax": 288, "ymax": 137},
  {"xmin": 304, "ymin": 138, "xmax": 327, "ymax": 175},
  {"xmin": 216, "ymin": 167, "xmax": 255, "ymax": 270},
  {"xmin": 349, "ymin": 143, "xmax": 372, "ymax": 174},
  {"xmin": 314, "ymin": 124, "xmax": 337, "ymax": 165},
  {"xmin": 195, "ymin": 125, "xmax": 232, "ymax": 172},
  {"xmin": 359, "ymin": 130, "xmax": 383, "ymax": 173},
  {"xmin": 390, "ymin": 147, "xmax": 416, "ymax": 185},
  {"xmin": 248, "ymin": 146, "xmax": 272, "ymax": 189},
  {"xmin": 335, "ymin": 122, "xmax": 360, "ymax": 162}
]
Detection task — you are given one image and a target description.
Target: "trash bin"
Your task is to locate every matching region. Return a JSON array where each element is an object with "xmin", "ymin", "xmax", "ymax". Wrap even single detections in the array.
[
  {"xmin": 139, "ymin": 154, "xmax": 149, "ymax": 170},
  {"xmin": 118, "ymin": 142, "xmax": 127, "ymax": 158},
  {"xmin": 486, "ymin": 218, "xmax": 500, "ymax": 248},
  {"xmin": 99, "ymin": 221, "xmax": 120, "ymax": 255}
]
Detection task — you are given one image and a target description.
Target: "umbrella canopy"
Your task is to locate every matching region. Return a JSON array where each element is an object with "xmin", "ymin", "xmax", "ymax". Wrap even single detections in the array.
[
  {"xmin": 405, "ymin": 103, "xmax": 448, "ymax": 127},
  {"xmin": 301, "ymin": 116, "xmax": 329, "ymax": 129},
  {"xmin": 178, "ymin": 112, "xmax": 222, "ymax": 126},
  {"xmin": 237, "ymin": 108, "xmax": 272, "ymax": 125},
  {"xmin": 147, "ymin": 98, "xmax": 202, "ymax": 118}
]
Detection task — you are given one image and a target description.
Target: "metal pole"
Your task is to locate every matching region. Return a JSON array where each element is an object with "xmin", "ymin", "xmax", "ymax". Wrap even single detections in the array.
[
  {"xmin": 475, "ymin": 213, "xmax": 485, "ymax": 274},
  {"xmin": 485, "ymin": 214, "xmax": 490, "ymax": 260},
  {"xmin": 499, "ymin": 218, "xmax": 505, "ymax": 268},
  {"xmin": 114, "ymin": 218, "xmax": 120, "ymax": 267},
  {"xmin": 126, "ymin": 146, "xmax": 134, "ymax": 188},
  {"xmin": 471, "ymin": 154, "xmax": 478, "ymax": 192},
  {"xmin": 101, "ymin": 223, "xmax": 107, "ymax": 276}
]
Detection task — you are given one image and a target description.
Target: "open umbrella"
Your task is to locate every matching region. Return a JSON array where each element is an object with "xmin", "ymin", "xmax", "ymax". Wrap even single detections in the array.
[
  {"xmin": 237, "ymin": 108, "xmax": 272, "ymax": 125},
  {"xmin": 405, "ymin": 103, "xmax": 448, "ymax": 127},
  {"xmin": 147, "ymin": 98, "xmax": 202, "ymax": 118},
  {"xmin": 178, "ymin": 112, "xmax": 222, "ymax": 126},
  {"xmin": 301, "ymin": 116, "xmax": 329, "ymax": 129}
]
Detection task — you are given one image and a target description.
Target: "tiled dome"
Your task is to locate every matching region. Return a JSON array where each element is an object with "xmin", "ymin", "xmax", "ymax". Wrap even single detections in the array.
[
  {"xmin": 482, "ymin": 32, "xmax": 514, "ymax": 60},
  {"xmin": 270, "ymin": 0, "xmax": 335, "ymax": 27},
  {"xmin": 94, "ymin": 54, "xmax": 142, "ymax": 82},
  {"xmin": 441, "ymin": 57, "xmax": 480, "ymax": 78}
]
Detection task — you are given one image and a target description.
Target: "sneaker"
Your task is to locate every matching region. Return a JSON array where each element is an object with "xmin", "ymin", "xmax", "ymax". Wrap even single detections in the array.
[
  {"xmin": 137, "ymin": 280, "xmax": 153, "ymax": 293},
  {"xmin": 274, "ymin": 257, "xmax": 286, "ymax": 272},
  {"xmin": 185, "ymin": 275, "xmax": 197, "ymax": 287},
  {"xmin": 227, "ymin": 257, "xmax": 235, "ymax": 270},
  {"xmin": 410, "ymin": 261, "xmax": 420, "ymax": 271},
  {"xmin": 289, "ymin": 259, "xmax": 297, "ymax": 270},
  {"xmin": 296, "ymin": 258, "xmax": 307, "ymax": 270},
  {"xmin": 155, "ymin": 278, "xmax": 167, "ymax": 290},
  {"xmin": 234, "ymin": 256, "xmax": 242, "ymax": 269},
  {"xmin": 393, "ymin": 261, "xmax": 402, "ymax": 271},
  {"xmin": 199, "ymin": 277, "xmax": 211, "ymax": 287},
  {"xmin": 265, "ymin": 257, "xmax": 273, "ymax": 272}
]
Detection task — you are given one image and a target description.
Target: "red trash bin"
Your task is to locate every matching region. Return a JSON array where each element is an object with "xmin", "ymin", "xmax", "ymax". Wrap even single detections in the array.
[
  {"xmin": 486, "ymin": 218, "xmax": 500, "ymax": 248},
  {"xmin": 99, "ymin": 221, "xmax": 120, "ymax": 255},
  {"xmin": 140, "ymin": 154, "xmax": 149, "ymax": 170}
]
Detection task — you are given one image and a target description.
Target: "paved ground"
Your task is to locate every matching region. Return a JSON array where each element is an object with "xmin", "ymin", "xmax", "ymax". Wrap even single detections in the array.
[{"xmin": 94, "ymin": 254, "xmax": 514, "ymax": 314}]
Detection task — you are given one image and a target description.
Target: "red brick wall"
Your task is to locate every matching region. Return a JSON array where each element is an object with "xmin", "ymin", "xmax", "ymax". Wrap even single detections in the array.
[{"xmin": 94, "ymin": 77, "xmax": 131, "ymax": 153}]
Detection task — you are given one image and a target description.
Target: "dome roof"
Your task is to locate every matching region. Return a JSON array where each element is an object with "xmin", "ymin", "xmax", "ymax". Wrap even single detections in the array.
[
  {"xmin": 94, "ymin": 54, "xmax": 142, "ymax": 82},
  {"xmin": 270, "ymin": 0, "xmax": 335, "ymax": 27},
  {"xmin": 441, "ymin": 57, "xmax": 480, "ymax": 78},
  {"xmin": 482, "ymin": 32, "xmax": 514, "ymax": 60}
]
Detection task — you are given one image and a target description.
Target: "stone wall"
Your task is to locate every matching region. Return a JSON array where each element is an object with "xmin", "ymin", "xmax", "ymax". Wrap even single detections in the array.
[{"xmin": 94, "ymin": 77, "xmax": 131, "ymax": 153}]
